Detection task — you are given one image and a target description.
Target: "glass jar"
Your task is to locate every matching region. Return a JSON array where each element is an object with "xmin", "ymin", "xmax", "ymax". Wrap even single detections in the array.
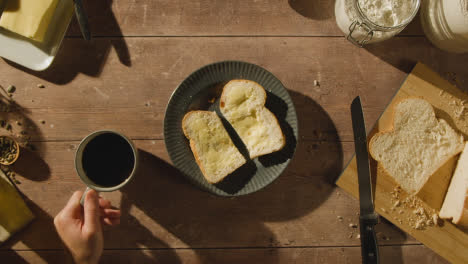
[
  {"xmin": 420, "ymin": 0, "xmax": 468, "ymax": 53},
  {"xmin": 335, "ymin": 0, "xmax": 421, "ymax": 46}
]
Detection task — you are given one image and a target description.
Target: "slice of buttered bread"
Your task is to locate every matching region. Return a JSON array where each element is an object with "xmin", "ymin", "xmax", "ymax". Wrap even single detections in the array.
[
  {"xmin": 369, "ymin": 98, "xmax": 464, "ymax": 194},
  {"xmin": 182, "ymin": 111, "xmax": 246, "ymax": 183},
  {"xmin": 219, "ymin": 80, "xmax": 285, "ymax": 159},
  {"xmin": 439, "ymin": 142, "xmax": 468, "ymax": 227}
]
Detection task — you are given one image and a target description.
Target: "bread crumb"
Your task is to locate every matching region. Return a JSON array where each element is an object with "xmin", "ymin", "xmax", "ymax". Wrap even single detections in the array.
[
  {"xmin": 314, "ymin": 80, "xmax": 320, "ymax": 86},
  {"xmin": 394, "ymin": 200, "xmax": 401, "ymax": 207},
  {"xmin": 356, "ymin": 234, "xmax": 361, "ymax": 239},
  {"xmin": 439, "ymin": 90, "xmax": 444, "ymax": 96},
  {"xmin": 37, "ymin": 84, "xmax": 45, "ymax": 88},
  {"xmin": 413, "ymin": 207, "xmax": 424, "ymax": 215},
  {"xmin": 432, "ymin": 214, "xmax": 439, "ymax": 225},
  {"xmin": 399, "ymin": 197, "xmax": 439, "ymax": 230},
  {"xmin": 337, "ymin": 216, "xmax": 343, "ymax": 221},
  {"xmin": 349, "ymin": 223, "xmax": 358, "ymax": 228},
  {"xmin": 414, "ymin": 219, "xmax": 425, "ymax": 230},
  {"xmin": 381, "ymin": 208, "xmax": 387, "ymax": 213},
  {"xmin": 455, "ymin": 105, "xmax": 466, "ymax": 119}
]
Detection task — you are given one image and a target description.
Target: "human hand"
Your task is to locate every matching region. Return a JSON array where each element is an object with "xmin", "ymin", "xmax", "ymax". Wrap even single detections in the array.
[{"xmin": 54, "ymin": 190, "xmax": 121, "ymax": 264}]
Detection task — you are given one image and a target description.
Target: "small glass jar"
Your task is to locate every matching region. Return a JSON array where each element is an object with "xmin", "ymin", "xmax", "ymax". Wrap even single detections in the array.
[
  {"xmin": 420, "ymin": 0, "xmax": 468, "ymax": 53},
  {"xmin": 335, "ymin": 0, "xmax": 421, "ymax": 46}
]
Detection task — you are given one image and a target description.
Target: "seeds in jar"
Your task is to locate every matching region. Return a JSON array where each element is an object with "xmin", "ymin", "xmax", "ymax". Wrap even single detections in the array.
[{"xmin": 0, "ymin": 137, "xmax": 18, "ymax": 164}]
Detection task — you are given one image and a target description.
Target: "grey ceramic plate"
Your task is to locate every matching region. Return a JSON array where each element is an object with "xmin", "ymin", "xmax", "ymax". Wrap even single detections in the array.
[{"xmin": 164, "ymin": 61, "xmax": 298, "ymax": 196}]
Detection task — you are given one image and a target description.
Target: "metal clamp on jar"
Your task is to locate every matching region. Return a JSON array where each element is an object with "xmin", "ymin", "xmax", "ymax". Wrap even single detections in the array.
[{"xmin": 335, "ymin": 0, "xmax": 421, "ymax": 47}]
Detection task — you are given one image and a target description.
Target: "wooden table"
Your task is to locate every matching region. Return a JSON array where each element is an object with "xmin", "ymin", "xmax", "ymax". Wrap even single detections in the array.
[{"xmin": 1, "ymin": 1, "xmax": 467, "ymax": 263}]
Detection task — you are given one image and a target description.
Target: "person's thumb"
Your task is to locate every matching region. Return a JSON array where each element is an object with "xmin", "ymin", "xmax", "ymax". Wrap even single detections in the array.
[
  {"xmin": 61, "ymin": 191, "xmax": 84, "ymax": 219},
  {"xmin": 83, "ymin": 189, "xmax": 101, "ymax": 233}
]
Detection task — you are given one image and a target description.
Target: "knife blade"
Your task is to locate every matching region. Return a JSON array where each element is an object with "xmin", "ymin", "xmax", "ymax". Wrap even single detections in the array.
[
  {"xmin": 73, "ymin": 0, "xmax": 91, "ymax": 41},
  {"xmin": 351, "ymin": 96, "xmax": 379, "ymax": 264}
]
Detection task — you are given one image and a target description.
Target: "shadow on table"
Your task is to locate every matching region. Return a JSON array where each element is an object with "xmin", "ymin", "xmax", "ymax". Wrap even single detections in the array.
[
  {"xmin": 375, "ymin": 217, "xmax": 408, "ymax": 264},
  {"xmin": 0, "ymin": 92, "xmax": 55, "ymax": 263},
  {"xmin": 364, "ymin": 37, "xmax": 468, "ymax": 91},
  {"xmin": 12, "ymin": 147, "xmax": 50, "ymax": 182},
  {"xmin": 116, "ymin": 91, "xmax": 342, "ymax": 262},
  {"xmin": 5, "ymin": 0, "xmax": 130, "ymax": 85},
  {"xmin": 0, "ymin": 88, "xmax": 49, "ymax": 181},
  {"xmin": 288, "ymin": 0, "xmax": 333, "ymax": 20},
  {"xmin": 1, "ymin": 198, "xmax": 64, "ymax": 264}
]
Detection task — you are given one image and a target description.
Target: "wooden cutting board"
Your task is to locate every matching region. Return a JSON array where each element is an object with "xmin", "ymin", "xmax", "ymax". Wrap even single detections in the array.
[{"xmin": 337, "ymin": 62, "xmax": 468, "ymax": 264}]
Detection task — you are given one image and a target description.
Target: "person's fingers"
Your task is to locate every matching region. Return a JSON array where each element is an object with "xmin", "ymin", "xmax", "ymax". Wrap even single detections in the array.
[
  {"xmin": 102, "ymin": 217, "xmax": 120, "ymax": 226},
  {"xmin": 99, "ymin": 197, "xmax": 111, "ymax": 209},
  {"xmin": 102, "ymin": 208, "xmax": 121, "ymax": 219},
  {"xmin": 103, "ymin": 218, "xmax": 112, "ymax": 226},
  {"xmin": 61, "ymin": 191, "xmax": 84, "ymax": 218},
  {"xmin": 83, "ymin": 190, "xmax": 101, "ymax": 232},
  {"xmin": 101, "ymin": 207, "xmax": 121, "ymax": 226}
]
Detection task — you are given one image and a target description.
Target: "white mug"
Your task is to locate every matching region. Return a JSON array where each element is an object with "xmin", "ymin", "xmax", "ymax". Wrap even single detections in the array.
[{"xmin": 75, "ymin": 130, "xmax": 138, "ymax": 204}]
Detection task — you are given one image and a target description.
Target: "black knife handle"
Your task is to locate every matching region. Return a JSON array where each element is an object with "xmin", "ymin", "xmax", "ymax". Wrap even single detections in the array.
[{"xmin": 360, "ymin": 214, "xmax": 380, "ymax": 264}]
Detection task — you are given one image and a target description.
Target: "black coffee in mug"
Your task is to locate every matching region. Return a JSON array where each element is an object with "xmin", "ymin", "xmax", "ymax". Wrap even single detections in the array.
[{"xmin": 82, "ymin": 133, "xmax": 135, "ymax": 187}]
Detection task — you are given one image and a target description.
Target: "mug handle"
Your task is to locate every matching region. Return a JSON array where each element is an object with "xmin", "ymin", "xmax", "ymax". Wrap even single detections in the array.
[{"xmin": 80, "ymin": 187, "xmax": 99, "ymax": 205}]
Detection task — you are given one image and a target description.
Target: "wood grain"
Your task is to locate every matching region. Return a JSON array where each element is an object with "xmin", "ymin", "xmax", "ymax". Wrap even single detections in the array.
[
  {"xmin": 0, "ymin": 140, "xmax": 423, "ymax": 253},
  {"xmin": 337, "ymin": 63, "xmax": 468, "ymax": 264},
  {"xmin": 1, "ymin": 3, "xmax": 467, "ymax": 262},
  {"xmin": 0, "ymin": 37, "xmax": 467, "ymax": 143},
  {"xmin": 3, "ymin": 37, "xmax": 466, "ymax": 107},
  {"xmin": 64, "ymin": 0, "xmax": 424, "ymax": 37},
  {"xmin": 0, "ymin": 245, "xmax": 448, "ymax": 264}
]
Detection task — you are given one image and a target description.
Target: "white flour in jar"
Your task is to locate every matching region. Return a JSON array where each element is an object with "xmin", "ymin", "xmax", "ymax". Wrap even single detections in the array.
[
  {"xmin": 335, "ymin": 0, "xmax": 418, "ymax": 44},
  {"xmin": 357, "ymin": 0, "xmax": 415, "ymax": 27}
]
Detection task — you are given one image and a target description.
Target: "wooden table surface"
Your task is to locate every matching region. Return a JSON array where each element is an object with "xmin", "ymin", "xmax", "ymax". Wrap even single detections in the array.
[{"xmin": 1, "ymin": 1, "xmax": 468, "ymax": 263}]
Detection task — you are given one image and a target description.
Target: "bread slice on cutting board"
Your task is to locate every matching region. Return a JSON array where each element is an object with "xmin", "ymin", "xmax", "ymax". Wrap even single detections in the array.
[
  {"xmin": 219, "ymin": 80, "xmax": 285, "ymax": 159},
  {"xmin": 182, "ymin": 111, "xmax": 246, "ymax": 183},
  {"xmin": 439, "ymin": 142, "xmax": 468, "ymax": 227},
  {"xmin": 369, "ymin": 98, "xmax": 464, "ymax": 195}
]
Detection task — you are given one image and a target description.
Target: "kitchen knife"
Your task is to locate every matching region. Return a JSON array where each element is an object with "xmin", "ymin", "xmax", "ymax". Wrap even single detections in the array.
[
  {"xmin": 73, "ymin": 0, "xmax": 91, "ymax": 40},
  {"xmin": 351, "ymin": 96, "xmax": 379, "ymax": 264}
]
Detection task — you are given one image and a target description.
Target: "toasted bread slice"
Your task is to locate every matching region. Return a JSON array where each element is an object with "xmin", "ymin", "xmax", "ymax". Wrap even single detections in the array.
[
  {"xmin": 182, "ymin": 111, "xmax": 246, "ymax": 183},
  {"xmin": 220, "ymin": 80, "xmax": 285, "ymax": 159},
  {"xmin": 369, "ymin": 98, "xmax": 464, "ymax": 194},
  {"xmin": 440, "ymin": 142, "xmax": 468, "ymax": 227}
]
